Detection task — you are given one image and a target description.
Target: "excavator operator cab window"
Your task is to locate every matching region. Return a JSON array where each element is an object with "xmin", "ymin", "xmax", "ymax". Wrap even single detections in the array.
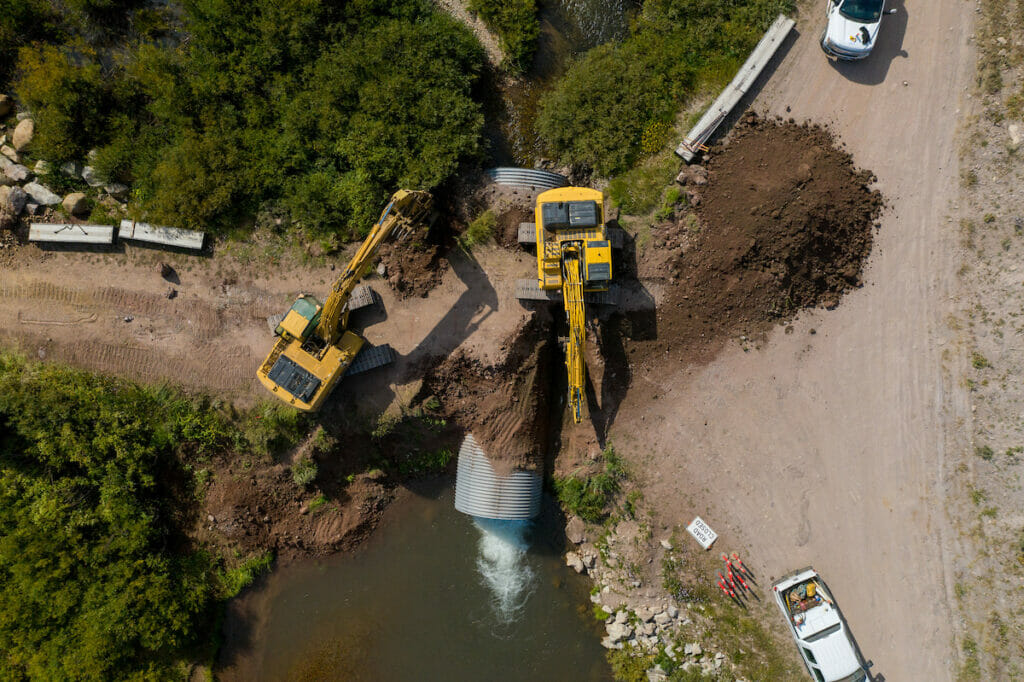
[{"xmin": 541, "ymin": 201, "xmax": 602, "ymax": 231}]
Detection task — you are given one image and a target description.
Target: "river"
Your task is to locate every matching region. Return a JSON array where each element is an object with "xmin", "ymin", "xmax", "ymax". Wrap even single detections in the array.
[{"xmin": 217, "ymin": 479, "xmax": 612, "ymax": 681}]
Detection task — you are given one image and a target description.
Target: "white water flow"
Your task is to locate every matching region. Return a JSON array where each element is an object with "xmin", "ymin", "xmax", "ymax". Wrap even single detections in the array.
[{"xmin": 473, "ymin": 517, "xmax": 536, "ymax": 624}]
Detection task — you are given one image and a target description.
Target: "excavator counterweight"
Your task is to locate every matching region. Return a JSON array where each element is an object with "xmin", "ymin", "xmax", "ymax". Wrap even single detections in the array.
[{"xmin": 257, "ymin": 190, "xmax": 432, "ymax": 411}]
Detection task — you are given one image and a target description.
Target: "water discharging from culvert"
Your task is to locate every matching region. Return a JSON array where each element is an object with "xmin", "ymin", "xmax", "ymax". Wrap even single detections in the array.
[{"xmin": 473, "ymin": 517, "xmax": 535, "ymax": 624}]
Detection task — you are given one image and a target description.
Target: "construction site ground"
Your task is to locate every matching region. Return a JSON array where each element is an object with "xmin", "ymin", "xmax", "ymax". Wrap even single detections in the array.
[{"xmin": 0, "ymin": 0, "xmax": 990, "ymax": 677}]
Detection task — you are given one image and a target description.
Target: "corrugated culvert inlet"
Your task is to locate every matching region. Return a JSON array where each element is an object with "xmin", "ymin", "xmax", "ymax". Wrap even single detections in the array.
[{"xmin": 454, "ymin": 433, "xmax": 542, "ymax": 520}]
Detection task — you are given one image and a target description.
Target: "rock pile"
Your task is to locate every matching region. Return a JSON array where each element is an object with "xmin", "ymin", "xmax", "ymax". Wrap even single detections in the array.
[{"xmin": 0, "ymin": 95, "xmax": 131, "ymax": 225}]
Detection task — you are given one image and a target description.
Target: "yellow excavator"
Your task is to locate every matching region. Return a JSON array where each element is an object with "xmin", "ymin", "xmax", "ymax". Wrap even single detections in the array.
[
  {"xmin": 516, "ymin": 187, "xmax": 614, "ymax": 423},
  {"xmin": 257, "ymin": 190, "xmax": 433, "ymax": 411}
]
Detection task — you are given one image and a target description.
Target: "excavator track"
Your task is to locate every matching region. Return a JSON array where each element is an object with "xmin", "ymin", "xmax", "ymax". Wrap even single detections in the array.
[{"xmin": 346, "ymin": 344, "xmax": 397, "ymax": 376}]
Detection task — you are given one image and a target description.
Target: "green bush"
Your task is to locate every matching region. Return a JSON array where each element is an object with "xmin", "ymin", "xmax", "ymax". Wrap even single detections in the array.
[
  {"xmin": 13, "ymin": 45, "xmax": 107, "ymax": 163},
  {"xmin": 462, "ymin": 209, "xmax": 497, "ymax": 248},
  {"xmin": 0, "ymin": 353, "xmax": 223, "ymax": 679},
  {"xmin": 10, "ymin": 0, "xmax": 486, "ymax": 238},
  {"xmin": 538, "ymin": 0, "xmax": 793, "ymax": 175},
  {"xmin": 467, "ymin": 0, "xmax": 539, "ymax": 72},
  {"xmin": 218, "ymin": 552, "xmax": 274, "ymax": 599},
  {"xmin": 0, "ymin": 0, "xmax": 63, "ymax": 87},
  {"xmin": 291, "ymin": 456, "xmax": 318, "ymax": 487}
]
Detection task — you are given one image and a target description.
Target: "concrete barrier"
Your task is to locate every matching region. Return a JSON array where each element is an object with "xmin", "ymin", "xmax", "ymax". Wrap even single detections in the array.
[
  {"xmin": 119, "ymin": 220, "xmax": 205, "ymax": 250},
  {"xmin": 29, "ymin": 223, "xmax": 115, "ymax": 245},
  {"xmin": 676, "ymin": 14, "xmax": 795, "ymax": 162}
]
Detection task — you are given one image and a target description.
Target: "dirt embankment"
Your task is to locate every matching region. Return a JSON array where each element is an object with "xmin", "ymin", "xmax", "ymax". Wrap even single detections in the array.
[
  {"xmin": 418, "ymin": 310, "xmax": 554, "ymax": 474},
  {"xmin": 632, "ymin": 113, "xmax": 882, "ymax": 366}
]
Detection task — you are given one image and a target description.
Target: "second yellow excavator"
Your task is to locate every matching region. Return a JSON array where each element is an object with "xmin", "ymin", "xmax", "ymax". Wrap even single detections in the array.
[
  {"xmin": 257, "ymin": 190, "xmax": 432, "ymax": 411},
  {"xmin": 516, "ymin": 187, "xmax": 614, "ymax": 423}
]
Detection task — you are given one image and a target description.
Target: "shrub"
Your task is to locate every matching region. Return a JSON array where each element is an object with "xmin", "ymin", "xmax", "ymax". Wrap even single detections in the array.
[
  {"xmin": 538, "ymin": 0, "xmax": 793, "ymax": 175},
  {"xmin": 462, "ymin": 209, "xmax": 496, "ymax": 248},
  {"xmin": 554, "ymin": 445, "xmax": 626, "ymax": 522},
  {"xmin": 291, "ymin": 456, "xmax": 318, "ymax": 487},
  {"xmin": 466, "ymin": 0, "xmax": 539, "ymax": 72},
  {"xmin": 13, "ymin": 45, "xmax": 107, "ymax": 163},
  {"xmin": 218, "ymin": 552, "xmax": 274, "ymax": 599}
]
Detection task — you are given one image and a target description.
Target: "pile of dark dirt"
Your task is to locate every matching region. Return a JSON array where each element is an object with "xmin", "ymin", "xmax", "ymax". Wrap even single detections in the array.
[
  {"xmin": 377, "ymin": 240, "xmax": 448, "ymax": 299},
  {"xmin": 418, "ymin": 310, "xmax": 554, "ymax": 474},
  {"xmin": 635, "ymin": 112, "xmax": 882, "ymax": 364},
  {"xmin": 496, "ymin": 206, "xmax": 533, "ymax": 248},
  {"xmin": 195, "ymin": 458, "xmax": 391, "ymax": 563}
]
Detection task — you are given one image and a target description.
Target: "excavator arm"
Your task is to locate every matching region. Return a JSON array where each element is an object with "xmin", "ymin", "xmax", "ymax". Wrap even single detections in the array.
[
  {"xmin": 317, "ymin": 189, "xmax": 432, "ymax": 343},
  {"xmin": 561, "ymin": 245, "xmax": 587, "ymax": 424}
]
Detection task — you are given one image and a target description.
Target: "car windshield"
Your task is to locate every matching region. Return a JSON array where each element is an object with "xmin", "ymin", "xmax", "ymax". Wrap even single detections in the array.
[
  {"xmin": 835, "ymin": 670, "xmax": 868, "ymax": 682},
  {"xmin": 839, "ymin": 0, "xmax": 883, "ymax": 22}
]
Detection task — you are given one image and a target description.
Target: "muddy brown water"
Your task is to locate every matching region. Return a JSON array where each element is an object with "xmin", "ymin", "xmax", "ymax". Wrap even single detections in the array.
[{"xmin": 218, "ymin": 479, "xmax": 612, "ymax": 681}]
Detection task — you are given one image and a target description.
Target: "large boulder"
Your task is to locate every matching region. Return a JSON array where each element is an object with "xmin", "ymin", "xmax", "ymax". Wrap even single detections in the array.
[
  {"xmin": 0, "ymin": 156, "xmax": 30, "ymax": 182},
  {"xmin": 11, "ymin": 118, "xmax": 34, "ymax": 151},
  {"xmin": 104, "ymin": 182, "xmax": 128, "ymax": 199},
  {"xmin": 62, "ymin": 192, "xmax": 89, "ymax": 216},
  {"xmin": 0, "ymin": 94, "xmax": 12, "ymax": 117},
  {"xmin": 0, "ymin": 185, "xmax": 27, "ymax": 215},
  {"xmin": 0, "ymin": 145, "xmax": 19, "ymax": 163},
  {"xmin": 81, "ymin": 165, "xmax": 104, "ymax": 187},
  {"xmin": 22, "ymin": 181, "xmax": 61, "ymax": 206}
]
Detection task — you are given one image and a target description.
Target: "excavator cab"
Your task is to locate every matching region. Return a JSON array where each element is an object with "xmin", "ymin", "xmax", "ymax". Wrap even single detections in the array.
[{"xmin": 275, "ymin": 295, "xmax": 322, "ymax": 342}]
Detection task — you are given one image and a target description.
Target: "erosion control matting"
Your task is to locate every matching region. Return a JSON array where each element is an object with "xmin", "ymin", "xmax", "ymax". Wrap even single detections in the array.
[{"xmin": 639, "ymin": 112, "xmax": 882, "ymax": 364}]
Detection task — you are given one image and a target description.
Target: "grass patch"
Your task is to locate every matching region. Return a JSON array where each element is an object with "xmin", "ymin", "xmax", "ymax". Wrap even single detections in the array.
[
  {"xmin": 218, "ymin": 552, "xmax": 274, "ymax": 599},
  {"xmin": 307, "ymin": 494, "xmax": 329, "ymax": 514},
  {"xmin": 971, "ymin": 352, "xmax": 991, "ymax": 370},
  {"xmin": 976, "ymin": 445, "xmax": 995, "ymax": 461},
  {"xmin": 461, "ymin": 209, "xmax": 496, "ymax": 249},
  {"xmin": 607, "ymin": 150, "xmax": 681, "ymax": 215},
  {"xmin": 553, "ymin": 444, "xmax": 627, "ymax": 522},
  {"xmin": 291, "ymin": 455, "xmax": 318, "ymax": 487}
]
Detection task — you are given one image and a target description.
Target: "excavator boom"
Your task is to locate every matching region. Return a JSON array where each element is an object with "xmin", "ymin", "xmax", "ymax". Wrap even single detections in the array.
[
  {"xmin": 257, "ymin": 189, "xmax": 432, "ymax": 411},
  {"xmin": 562, "ymin": 248, "xmax": 587, "ymax": 423}
]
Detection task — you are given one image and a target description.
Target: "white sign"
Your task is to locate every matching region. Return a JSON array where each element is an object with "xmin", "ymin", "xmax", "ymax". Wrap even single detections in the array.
[{"xmin": 686, "ymin": 516, "xmax": 718, "ymax": 550}]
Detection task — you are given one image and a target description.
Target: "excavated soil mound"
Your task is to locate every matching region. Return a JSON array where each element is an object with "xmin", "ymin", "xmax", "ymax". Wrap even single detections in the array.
[
  {"xmin": 639, "ymin": 113, "xmax": 882, "ymax": 363},
  {"xmin": 497, "ymin": 206, "xmax": 533, "ymax": 249},
  {"xmin": 419, "ymin": 311, "xmax": 553, "ymax": 474},
  {"xmin": 377, "ymin": 241, "xmax": 448, "ymax": 299}
]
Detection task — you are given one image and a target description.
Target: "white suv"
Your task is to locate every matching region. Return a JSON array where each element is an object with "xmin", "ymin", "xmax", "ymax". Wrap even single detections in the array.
[
  {"xmin": 772, "ymin": 567, "xmax": 870, "ymax": 682},
  {"xmin": 820, "ymin": 0, "xmax": 898, "ymax": 60}
]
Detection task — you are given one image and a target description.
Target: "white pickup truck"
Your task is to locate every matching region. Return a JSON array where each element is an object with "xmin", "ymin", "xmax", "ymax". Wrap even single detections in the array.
[
  {"xmin": 820, "ymin": 0, "xmax": 898, "ymax": 60},
  {"xmin": 772, "ymin": 567, "xmax": 870, "ymax": 682}
]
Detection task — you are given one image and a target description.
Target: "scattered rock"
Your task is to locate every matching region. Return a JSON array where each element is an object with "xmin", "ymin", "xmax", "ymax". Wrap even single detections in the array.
[
  {"xmin": 34, "ymin": 160, "xmax": 51, "ymax": 174},
  {"xmin": 0, "ymin": 185, "xmax": 27, "ymax": 215},
  {"xmin": 11, "ymin": 118, "xmax": 34, "ymax": 151},
  {"xmin": 123, "ymin": 315, "xmax": 133, "ymax": 323},
  {"xmin": 22, "ymin": 181, "xmax": 61, "ymax": 205},
  {"xmin": 582, "ymin": 552, "xmax": 596, "ymax": 568},
  {"xmin": 565, "ymin": 515, "xmax": 586, "ymax": 544},
  {"xmin": 62, "ymin": 192, "xmax": 89, "ymax": 216},
  {"xmin": 667, "ymin": 604, "xmax": 679, "ymax": 618},
  {"xmin": 600, "ymin": 637, "xmax": 622, "ymax": 650},
  {"xmin": 166, "ymin": 288, "xmax": 178, "ymax": 299},
  {"xmin": 376, "ymin": 262, "xmax": 387, "ymax": 276},
  {"xmin": 61, "ymin": 161, "xmax": 81, "ymax": 177},
  {"xmin": 0, "ymin": 156, "xmax": 30, "ymax": 182},
  {"xmin": 24, "ymin": 202, "xmax": 39, "ymax": 215},
  {"xmin": 16, "ymin": 112, "xmax": 30, "ymax": 121},
  {"xmin": 684, "ymin": 642, "xmax": 702, "ymax": 656},
  {"xmin": 104, "ymin": 182, "xmax": 129, "ymax": 199},
  {"xmin": 606, "ymin": 621, "xmax": 633, "ymax": 642},
  {"xmin": 565, "ymin": 551, "xmax": 585, "ymax": 573},
  {"xmin": 0, "ymin": 94, "xmax": 11, "ymax": 117},
  {"xmin": 81, "ymin": 165, "xmax": 104, "ymax": 187},
  {"xmin": 1, "ymin": 145, "xmax": 20, "ymax": 163},
  {"xmin": 614, "ymin": 610, "xmax": 629, "ymax": 625},
  {"xmin": 654, "ymin": 611, "xmax": 671, "ymax": 626},
  {"xmin": 636, "ymin": 606, "xmax": 654, "ymax": 623},
  {"xmin": 659, "ymin": 538, "xmax": 673, "ymax": 550},
  {"xmin": 1010, "ymin": 123, "xmax": 1022, "ymax": 147}
]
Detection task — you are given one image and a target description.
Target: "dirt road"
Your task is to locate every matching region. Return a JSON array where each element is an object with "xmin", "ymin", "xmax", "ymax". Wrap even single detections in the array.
[
  {"xmin": 0, "ymin": 241, "xmax": 530, "ymax": 409},
  {"xmin": 612, "ymin": 2, "xmax": 975, "ymax": 679}
]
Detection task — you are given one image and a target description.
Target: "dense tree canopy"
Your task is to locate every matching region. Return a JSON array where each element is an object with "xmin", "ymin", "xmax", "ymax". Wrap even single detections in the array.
[
  {"xmin": 537, "ymin": 0, "xmax": 793, "ymax": 175},
  {"xmin": 11, "ymin": 0, "xmax": 485, "ymax": 238},
  {"xmin": 0, "ymin": 355, "xmax": 232, "ymax": 679}
]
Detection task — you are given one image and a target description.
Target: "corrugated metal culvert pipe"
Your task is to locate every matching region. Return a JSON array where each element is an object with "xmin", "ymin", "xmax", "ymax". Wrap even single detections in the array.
[{"xmin": 454, "ymin": 434, "xmax": 542, "ymax": 520}]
